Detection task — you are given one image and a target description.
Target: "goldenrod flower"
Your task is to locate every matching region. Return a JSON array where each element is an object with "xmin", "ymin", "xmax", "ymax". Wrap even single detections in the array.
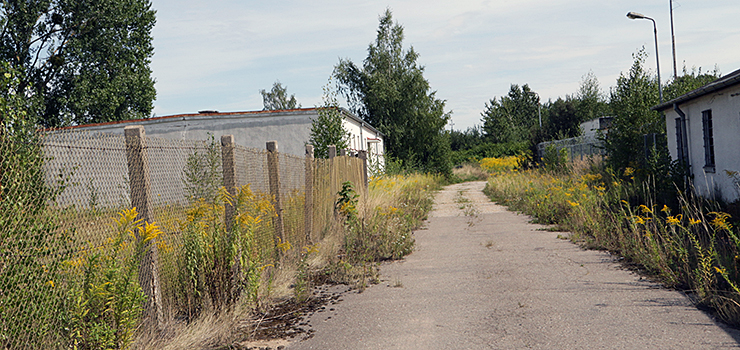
[
  {"xmin": 688, "ymin": 218, "xmax": 701, "ymax": 226},
  {"xmin": 666, "ymin": 214, "xmax": 682, "ymax": 225},
  {"xmin": 638, "ymin": 204, "xmax": 653, "ymax": 215},
  {"xmin": 714, "ymin": 266, "xmax": 727, "ymax": 274},
  {"xmin": 661, "ymin": 205, "xmax": 671, "ymax": 214}
]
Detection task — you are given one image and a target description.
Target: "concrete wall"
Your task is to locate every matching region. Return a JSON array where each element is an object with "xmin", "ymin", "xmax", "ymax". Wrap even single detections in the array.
[
  {"xmin": 665, "ymin": 84, "xmax": 740, "ymax": 202},
  {"xmin": 61, "ymin": 108, "xmax": 385, "ymax": 161}
]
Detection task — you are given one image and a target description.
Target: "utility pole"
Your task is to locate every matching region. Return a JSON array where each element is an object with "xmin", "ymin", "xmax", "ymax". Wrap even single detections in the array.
[{"xmin": 670, "ymin": 0, "xmax": 678, "ymax": 78}]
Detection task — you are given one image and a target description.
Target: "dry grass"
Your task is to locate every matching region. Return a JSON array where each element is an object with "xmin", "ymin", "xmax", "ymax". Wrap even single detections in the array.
[{"xmin": 452, "ymin": 163, "xmax": 489, "ymax": 182}]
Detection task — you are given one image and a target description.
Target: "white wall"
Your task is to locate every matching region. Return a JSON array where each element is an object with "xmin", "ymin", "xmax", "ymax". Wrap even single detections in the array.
[{"xmin": 665, "ymin": 85, "xmax": 740, "ymax": 202}]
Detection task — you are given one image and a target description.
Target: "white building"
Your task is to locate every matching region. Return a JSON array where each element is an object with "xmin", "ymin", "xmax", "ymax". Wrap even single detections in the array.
[
  {"xmin": 654, "ymin": 68, "xmax": 740, "ymax": 202},
  {"xmin": 60, "ymin": 107, "xmax": 385, "ymax": 164}
]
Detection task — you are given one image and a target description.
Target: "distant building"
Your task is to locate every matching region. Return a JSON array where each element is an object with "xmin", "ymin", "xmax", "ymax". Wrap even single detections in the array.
[
  {"xmin": 58, "ymin": 107, "xmax": 385, "ymax": 165},
  {"xmin": 653, "ymin": 68, "xmax": 740, "ymax": 202}
]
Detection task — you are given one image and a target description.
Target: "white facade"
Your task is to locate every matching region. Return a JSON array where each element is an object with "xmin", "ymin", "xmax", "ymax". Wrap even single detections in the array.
[
  {"xmin": 656, "ymin": 68, "xmax": 740, "ymax": 202},
  {"xmin": 59, "ymin": 108, "xmax": 385, "ymax": 164}
]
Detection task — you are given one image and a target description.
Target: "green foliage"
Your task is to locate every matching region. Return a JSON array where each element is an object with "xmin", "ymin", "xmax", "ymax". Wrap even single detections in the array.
[
  {"xmin": 541, "ymin": 97, "xmax": 580, "ymax": 141},
  {"xmin": 63, "ymin": 208, "xmax": 147, "ymax": 349},
  {"xmin": 541, "ymin": 145, "xmax": 568, "ymax": 172},
  {"xmin": 604, "ymin": 48, "xmax": 663, "ymax": 173},
  {"xmin": 486, "ymin": 165, "xmax": 740, "ymax": 326},
  {"xmin": 183, "ymin": 134, "xmax": 223, "ymax": 203},
  {"xmin": 177, "ymin": 185, "xmax": 274, "ymax": 320},
  {"xmin": 573, "ymin": 70, "xmax": 609, "ymax": 123},
  {"xmin": 260, "ymin": 81, "xmax": 300, "ymax": 110},
  {"xmin": 481, "ymin": 84, "xmax": 540, "ymax": 144},
  {"xmin": 450, "ymin": 141, "xmax": 529, "ymax": 166},
  {"xmin": 309, "ymin": 81, "xmax": 349, "ymax": 159},
  {"xmin": 664, "ymin": 66, "xmax": 721, "ymax": 100},
  {"xmin": 0, "ymin": 62, "xmax": 73, "ymax": 349},
  {"xmin": 334, "ymin": 9, "xmax": 451, "ymax": 175},
  {"xmin": 449, "ymin": 126, "xmax": 484, "ymax": 152},
  {"xmin": 0, "ymin": 0, "xmax": 157, "ymax": 127}
]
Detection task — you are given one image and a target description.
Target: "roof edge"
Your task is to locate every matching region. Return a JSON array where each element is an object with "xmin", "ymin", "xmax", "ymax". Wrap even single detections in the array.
[{"xmin": 653, "ymin": 68, "xmax": 740, "ymax": 111}]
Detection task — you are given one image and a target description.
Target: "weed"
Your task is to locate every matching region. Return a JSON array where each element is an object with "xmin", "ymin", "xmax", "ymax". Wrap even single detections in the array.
[{"xmin": 485, "ymin": 160, "xmax": 740, "ymax": 326}]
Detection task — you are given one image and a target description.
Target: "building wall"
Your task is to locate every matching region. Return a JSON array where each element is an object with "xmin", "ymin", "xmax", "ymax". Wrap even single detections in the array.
[
  {"xmin": 665, "ymin": 85, "xmax": 740, "ymax": 202},
  {"xmin": 59, "ymin": 108, "xmax": 385, "ymax": 162},
  {"xmin": 340, "ymin": 109, "xmax": 385, "ymax": 169}
]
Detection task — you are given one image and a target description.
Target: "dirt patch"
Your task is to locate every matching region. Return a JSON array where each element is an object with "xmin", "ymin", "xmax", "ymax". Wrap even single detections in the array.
[{"xmin": 227, "ymin": 284, "xmax": 351, "ymax": 350}]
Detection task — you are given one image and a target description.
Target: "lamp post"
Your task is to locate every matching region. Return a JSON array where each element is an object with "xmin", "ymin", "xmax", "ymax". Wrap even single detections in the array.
[{"xmin": 627, "ymin": 11, "xmax": 663, "ymax": 103}]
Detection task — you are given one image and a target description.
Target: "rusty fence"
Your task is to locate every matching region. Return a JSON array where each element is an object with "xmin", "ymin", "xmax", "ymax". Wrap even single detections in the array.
[{"xmin": 0, "ymin": 125, "xmax": 366, "ymax": 349}]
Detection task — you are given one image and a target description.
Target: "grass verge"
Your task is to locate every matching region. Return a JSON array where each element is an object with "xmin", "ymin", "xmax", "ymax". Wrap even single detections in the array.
[{"xmin": 484, "ymin": 157, "xmax": 740, "ymax": 326}]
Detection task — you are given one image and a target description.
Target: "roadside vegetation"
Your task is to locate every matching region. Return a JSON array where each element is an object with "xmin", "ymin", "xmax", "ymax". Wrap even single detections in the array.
[{"xmin": 483, "ymin": 155, "xmax": 740, "ymax": 326}]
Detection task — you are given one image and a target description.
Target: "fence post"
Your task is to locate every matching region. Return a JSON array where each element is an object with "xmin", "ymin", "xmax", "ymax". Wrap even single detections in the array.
[
  {"xmin": 339, "ymin": 148, "xmax": 347, "ymax": 157},
  {"xmin": 358, "ymin": 150, "xmax": 368, "ymax": 190},
  {"xmin": 124, "ymin": 125, "xmax": 162, "ymax": 329},
  {"xmin": 221, "ymin": 135, "xmax": 237, "ymax": 231},
  {"xmin": 305, "ymin": 144, "xmax": 314, "ymax": 244},
  {"xmin": 266, "ymin": 141, "xmax": 285, "ymax": 255},
  {"xmin": 328, "ymin": 145, "xmax": 336, "ymax": 159}
]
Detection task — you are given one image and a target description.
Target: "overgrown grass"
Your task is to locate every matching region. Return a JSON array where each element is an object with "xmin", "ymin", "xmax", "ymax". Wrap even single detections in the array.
[{"xmin": 484, "ymin": 157, "xmax": 740, "ymax": 326}]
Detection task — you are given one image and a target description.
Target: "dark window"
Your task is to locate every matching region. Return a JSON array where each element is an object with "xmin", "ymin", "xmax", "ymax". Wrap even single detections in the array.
[
  {"xmin": 675, "ymin": 117, "xmax": 686, "ymax": 164},
  {"xmin": 702, "ymin": 109, "xmax": 715, "ymax": 172}
]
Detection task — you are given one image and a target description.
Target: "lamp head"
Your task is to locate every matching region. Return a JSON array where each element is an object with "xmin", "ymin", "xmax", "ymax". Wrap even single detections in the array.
[{"xmin": 627, "ymin": 11, "xmax": 646, "ymax": 19}]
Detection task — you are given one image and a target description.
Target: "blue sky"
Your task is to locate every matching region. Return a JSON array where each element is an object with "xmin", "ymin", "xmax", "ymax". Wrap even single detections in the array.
[{"xmin": 149, "ymin": 0, "xmax": 740, "ymax": 130}]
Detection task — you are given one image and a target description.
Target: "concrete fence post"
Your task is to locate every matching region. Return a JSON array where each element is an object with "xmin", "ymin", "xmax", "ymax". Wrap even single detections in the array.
[
  {"xmin": 221, "ymin": 135, "xmax": 237, "ymax": 231},
  {"xmin": 124, "ymin": 125, "xmax": 162, "ymax": 329},
  {"xmin": 358, "ymin": 150, "xmax": 368, "ymax": 190},
  {"xmin": 305, "ymin": 144, "xmax": 314, "ymax": 244},
  {"xmin": 339, "ymin": 148, "xmax": 347, "ymax": 157},
  {"xmin": 266, "ymin": 141, "xmax": 285, "ymax": 255},
  {"xmin": 328, "ymin": 145, "xmax": 336, "ymax": 159}
]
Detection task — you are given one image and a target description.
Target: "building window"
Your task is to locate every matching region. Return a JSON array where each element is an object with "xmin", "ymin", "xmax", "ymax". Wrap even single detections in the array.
[{"xmin": 702, "ymin": 109, "xmax": 715, "ymax": 173}]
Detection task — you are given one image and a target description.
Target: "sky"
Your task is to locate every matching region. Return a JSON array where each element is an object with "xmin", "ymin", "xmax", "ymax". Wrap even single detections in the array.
[{"xmin": 149, "ymin": 0, "xmax": 740, "ymax": 130}]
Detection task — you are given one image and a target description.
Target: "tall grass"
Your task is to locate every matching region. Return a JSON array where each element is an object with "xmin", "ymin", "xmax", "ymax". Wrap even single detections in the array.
[{"xmin": 485, "ymin": 158, "xmax": 740, "ymax": 325}]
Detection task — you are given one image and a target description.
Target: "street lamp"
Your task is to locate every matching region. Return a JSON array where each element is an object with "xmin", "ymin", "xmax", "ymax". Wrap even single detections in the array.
[{"xmin": 627, "ymin": 11, "xmax": 663, "ymax": 103}]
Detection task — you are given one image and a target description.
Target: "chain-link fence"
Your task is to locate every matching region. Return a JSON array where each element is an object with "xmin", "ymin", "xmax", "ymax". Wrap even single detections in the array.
[
  {"xmin": 0, "ymin": 125, "xmax": 367, "ymax": 349},
  {"xmin": 537, "ymin": 135, "xmax": 605, "ymax": 162}
]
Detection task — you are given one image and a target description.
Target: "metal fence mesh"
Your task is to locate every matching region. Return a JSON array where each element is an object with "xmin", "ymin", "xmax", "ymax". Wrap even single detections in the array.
[{"xmin": 0, "ymin": 127, "xmax": 368, "ymax": 349}]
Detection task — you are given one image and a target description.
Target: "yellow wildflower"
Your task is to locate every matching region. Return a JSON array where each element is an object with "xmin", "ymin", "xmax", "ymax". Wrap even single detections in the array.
[
  {"xmin": 661, "ymin": 205, "xmax": 671, "ymax": 214},
  {"xmin": 714, "ymin": 266, "xmax": 727, "ymax": 274},
  {"xmin": 688, "ymin": 218, "xmax": 701, "ymax": 226},
  {"xmin": 638, "ymin": 204, "xmax": 653, "ymax": 215},
  {"xmin": 567, "ymin": 200, "xmax": 580, "ymax": 207},
  {"xmin": 633, "ymin": 216, "xmax": 646, "ymax": 225},
  {"xmin": 666, "ymin": 214, "xmax": 682, "ymax": 225},
  {"xmin": 709, "ymin": 212, "xmax": 733, "ymax": 231}
]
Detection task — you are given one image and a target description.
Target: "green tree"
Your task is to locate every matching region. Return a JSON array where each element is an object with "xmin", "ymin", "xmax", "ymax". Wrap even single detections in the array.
[
  {"xmin": 309, "ymin": 82, "xmax": 349, "ymax": 159},
  {"xmin": 0, "ymin": 0, "xmax": 157, "ymax": 127},
  {"xmin": 260, "ymin": 80, "xmax": 300, "ymax": 110},
  {"xmin": 334, "ymin": 9, "xmax": 451, "ymax": 174},
  {"xmin": 605, "ymin": 48, "xmax": 662, "ymax": 171},
  {"xmin": 574, "ymin": 70, "xmax": 609, "ymax": 123},
  {"xmin": 664, "ymin": 66, "xmax": 721, "ymax": 101},
  {"xmin": 481, "ymin": 84, "xmax": 539, "ymax": 144},
  {"xmin": 542, "ymin": 97, "xmax": 580, "ymax": 140}
]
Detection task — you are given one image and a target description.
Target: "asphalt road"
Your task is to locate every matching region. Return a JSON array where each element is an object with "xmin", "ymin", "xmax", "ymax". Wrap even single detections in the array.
[{"xmin": 288, "ymin": 181, "xmax": 740, "ymax": 349}]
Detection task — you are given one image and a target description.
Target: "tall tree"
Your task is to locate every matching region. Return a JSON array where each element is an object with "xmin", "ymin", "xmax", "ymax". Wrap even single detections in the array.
[
  {"xmin": 481, "ymin": 84, "xmax": 539, "ymax": 144},
  {"xmin": 334, "ymin": 9, "xmax": 451, "ymax": 174},
  {"xmin": 542, "ymin": 97, "xmax": 580, "ymax": 140},
  {"xmin": 605, "ymin": 48, "xmax": 662, "ymax": 171},
  {"xmin": 0, "ymin": 0, "xmax": 156, "ymax": 127},
  {"xmin": 574, "ymin": 71, "xmax": 608, "ymax": 123},
  {"xmin": 260, "ymin": 80, "xmax": 300, "ymax": 110}
]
